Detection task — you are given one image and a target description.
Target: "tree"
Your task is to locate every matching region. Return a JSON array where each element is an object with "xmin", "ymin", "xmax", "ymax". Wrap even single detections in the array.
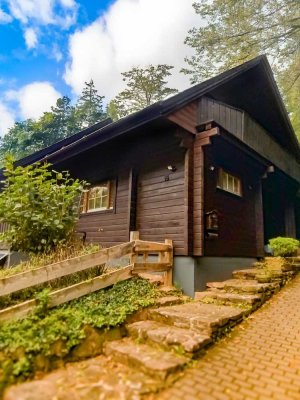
[
  {"xmin": 0, "ymin": 155, "xmax": 83, "ymax": 253},
  {"xmin": 111, "ymin": 65, "xmax": 178, "ymax": 118},
  {"xmin": 0, "ymin": 120, "xmax": 37, "ymax": 162},
  {"xmin": 75, "ymin": 80, "xmax": 106, "ymax": 128},
  {"xmin": 183, "ymin": 0, "xmax": 300, "ymax": 137}
]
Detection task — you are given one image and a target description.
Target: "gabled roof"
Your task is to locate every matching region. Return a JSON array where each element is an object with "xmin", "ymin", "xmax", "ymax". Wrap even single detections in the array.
[{"xmin": 17, "ymin": 55, "xmax": 300, "ymax": 167}]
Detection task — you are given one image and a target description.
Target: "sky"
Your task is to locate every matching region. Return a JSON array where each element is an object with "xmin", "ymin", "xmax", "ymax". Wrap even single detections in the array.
[{"xmin": 0, "ymin": 0, "xmax": 199, "ymax": 136}]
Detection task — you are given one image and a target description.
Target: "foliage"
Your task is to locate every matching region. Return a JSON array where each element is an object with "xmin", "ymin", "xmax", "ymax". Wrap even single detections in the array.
[
  {"xmin": 0, "ymin": 156, "xmax": 84, "ymax": 253},
  {"xmin": 0, "ymin": 278, "xmax": 158, "ymax": 392},
  {"xmin": 0, "ymin": 82, "xmax": 106, "ymax": 163},
  {"xmin": 269, "ymin": 237, "xmax": 299, "ymax": 256},
  {"xmin": 183, "ymin": 0, "xmax": 300, "ymax": 138},
  {"xmin": 75, "ymin": 79, "xmax": 107, "ymax": 128},
  {"xmin": 110, "ymin": 64, "xmax": 178, "ymax": 119}
]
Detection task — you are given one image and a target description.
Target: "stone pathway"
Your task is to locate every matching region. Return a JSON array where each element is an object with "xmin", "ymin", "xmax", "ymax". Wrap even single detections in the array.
[
  {"xmin": 155, "ymin": 273, "xmax": 300, "ymax": 400},
  {"xmin": 5, "ymin": 258, "xmax": 300, "ymax": 400}
]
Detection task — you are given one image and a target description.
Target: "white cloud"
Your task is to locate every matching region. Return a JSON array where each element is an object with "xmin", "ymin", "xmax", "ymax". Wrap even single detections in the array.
[
  {"xmin": 9, "ymin": 82, "xmax": 61, "ymax": 120},
  {"xmin": 7, "ymin": 0, "xmax": 54, "ymax": 24},
  {"xmin": 24, "ymin": 27, "xmax": 38, "ymax": 49},
  {"xmin": 0, "ymin": 102, "xmax": 15, "ymax": 136},
  {"xmin": 0, "ymin": 8, "xmax": 12, "ymax": 23},
  {"xmin": 59, "ymin": 0, "xmax": 75, "ymax": 8},
  {"xmin": 6, "ymin": 0, "xmax": 78, "ymax": 27},
  {"xmin": 64, "ymin": 0, "xmax": 198, "ymax": 99},
  {"xmin": 51, "ymin": 44, "xmax": 63, "ymax": 61}
]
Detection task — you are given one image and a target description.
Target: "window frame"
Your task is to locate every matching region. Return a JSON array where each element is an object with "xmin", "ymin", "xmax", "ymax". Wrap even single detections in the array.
[
  {"xmin": 80, "ymin": 180, "xmax": 116, "ymax": 214},
  {"xmin": 217, "ymin": 168, "xmax": 242, "ymax": 197}
]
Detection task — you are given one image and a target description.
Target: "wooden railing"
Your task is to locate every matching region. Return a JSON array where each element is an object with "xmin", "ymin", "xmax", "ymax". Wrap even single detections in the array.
[{"xmin": 0, "ymin": 232, "xmax": 173, "ymax": 322}]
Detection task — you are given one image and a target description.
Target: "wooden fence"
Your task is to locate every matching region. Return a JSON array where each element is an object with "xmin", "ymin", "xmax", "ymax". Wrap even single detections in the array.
[{"xmin": 0, "ymin": 232, "xmax": 173, "ymax": 322}]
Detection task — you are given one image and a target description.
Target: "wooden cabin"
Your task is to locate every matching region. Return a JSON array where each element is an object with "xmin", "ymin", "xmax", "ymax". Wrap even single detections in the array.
[{"xmin": 13, "ymin": 56, "xmax": 300, "ymax": 295}]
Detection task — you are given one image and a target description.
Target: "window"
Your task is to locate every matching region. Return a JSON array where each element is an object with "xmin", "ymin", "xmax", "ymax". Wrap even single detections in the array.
[
  {"xmin": 217, "ymin": 169, "xmax": 242, "ymax": 196},
  {"xmin": 80, "ymin": 181, "xmax": 115, "ymax": 213}
]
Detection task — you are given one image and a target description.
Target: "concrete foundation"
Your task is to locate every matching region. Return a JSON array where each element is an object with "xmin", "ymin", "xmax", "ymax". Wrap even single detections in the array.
[{"xmin": 174, "ymin": 256, "xmax": 257, "ymax": 297}]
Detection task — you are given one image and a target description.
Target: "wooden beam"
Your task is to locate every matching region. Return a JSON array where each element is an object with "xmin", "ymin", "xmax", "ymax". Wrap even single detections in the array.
[
  {"xmin": 0, "ymin": 242, "xmax": 135, "ymax": 297},
  {"xmin": 127, "ymin": 169, "xmax": 138, "ymax": 238},
  {"xmin": 163, "ymin": 239, "xmax": 173, "ymax": 286},
  {"xmin": 183, "ymin": 147, "xmax": 194, "ymax": 255},
  {"xmin": 134, "ymin": 240, "xmax": 172, "ymax": 252},
  {"xmin": 133, "ymin": 262, "xmax": 172, "ymax": 272}
]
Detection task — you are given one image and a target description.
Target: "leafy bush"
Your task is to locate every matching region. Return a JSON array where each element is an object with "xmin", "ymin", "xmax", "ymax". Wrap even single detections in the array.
[
  {"xmin": 268, "ymin": 237, "xmax": 299, "ymax": 257},
  {"xmin": 0, "ymin": 155, "xmax": 84, "ymax": 253}
]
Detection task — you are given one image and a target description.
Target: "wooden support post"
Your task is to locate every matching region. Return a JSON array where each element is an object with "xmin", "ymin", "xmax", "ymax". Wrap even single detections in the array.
[{"xmin": 163, "ymin": 239, "xmax": 173, "ymax": 286}]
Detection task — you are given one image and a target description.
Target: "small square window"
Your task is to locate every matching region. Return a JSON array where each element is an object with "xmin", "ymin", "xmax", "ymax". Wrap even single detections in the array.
[
  {"xmin": 80, "ymin": 181, "xmax": 115, "ymax": 213},
  {"xmin": 217, "ymin": 169, "xmax": 242, "ymax": 196}
]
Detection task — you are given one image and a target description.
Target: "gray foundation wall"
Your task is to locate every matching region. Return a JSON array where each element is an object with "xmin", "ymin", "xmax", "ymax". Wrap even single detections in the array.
[{"xmin": 173, "ymin": 256, "xmax": 257, "ymax": 297}]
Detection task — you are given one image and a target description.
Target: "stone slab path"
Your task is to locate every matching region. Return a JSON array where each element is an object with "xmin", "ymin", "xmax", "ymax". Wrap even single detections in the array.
[{"xmin": 155, "ymin": 274, "xmax": 300, "ymax": 400}]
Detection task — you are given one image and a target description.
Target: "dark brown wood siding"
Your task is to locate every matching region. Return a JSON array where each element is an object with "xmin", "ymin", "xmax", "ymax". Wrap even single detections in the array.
[
  {"xmin": 198, "ymin": 96, "xmax": 300, "ymax": 183},
  {"xmin": 136, "ymin": 144, "xmax": 186, "ymax": 255},
  {"xmin": 203, "ymin": 138, "xmax": 265, "ymax": 257},
  {"xmin": 76, "ymin": 170, "xmax": 129, "ymax": 247},
  {"xmin": 55, "ymin": 124, "xmax": 187, "ymax": 251}
]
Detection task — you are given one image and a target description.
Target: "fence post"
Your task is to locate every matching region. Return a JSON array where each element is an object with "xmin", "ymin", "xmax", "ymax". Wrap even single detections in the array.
[
  {"xmin": 130, "ymin": 231, "xmax": 140, "ymax": 241},
  {"xmin": 130, "ymin": 231, "xmax": 139, "ymax": 265},
  {"xmin": 163, "ymin": 239, "xmax": 173, "ymax": 286}
]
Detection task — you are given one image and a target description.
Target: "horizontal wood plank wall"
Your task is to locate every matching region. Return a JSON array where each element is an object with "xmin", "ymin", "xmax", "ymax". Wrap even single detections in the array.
[
  {"xmin": 193, "ymin": 135, "xmax": 204, "ymax": 256},
  {"xmin": 203, "ymin": 141, "xmax": 263, "ymax": 257},
  {"xmin": 136, "ymin": 146, "xmax": 186, "ymax": 255},
  {"xmin": 76, "ymin": 171, "xmax": 129, "ymax": 247}
]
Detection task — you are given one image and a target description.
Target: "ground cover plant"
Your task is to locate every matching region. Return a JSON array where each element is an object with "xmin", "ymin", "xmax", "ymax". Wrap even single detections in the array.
[{"xmin": 0, "ymin": 277, "xmax": 158, "ymax": 395}]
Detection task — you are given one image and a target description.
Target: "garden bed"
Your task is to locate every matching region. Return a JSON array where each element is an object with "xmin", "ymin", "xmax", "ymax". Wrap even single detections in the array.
[{"xmin": 0, "ymin": 277, "xmax": 160, "ymax": 396}]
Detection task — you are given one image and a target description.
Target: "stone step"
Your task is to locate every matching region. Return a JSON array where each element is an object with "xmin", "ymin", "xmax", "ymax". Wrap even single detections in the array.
[
  {"xmin": 154, "ymin": 295, "xmax": 187, "ymax": 307},
  {"xmin": 284, "ymin": 258, "xmax": 300, "ymax": 270},
  {"xmin": 207, "ymin": 279, "xmax": 279, "ymax": 294},
  {"xmin": 4, "ymin": 355, "xmax": 162, "ymax": 400},
  {"xmin": 149, "ymin": 302, "xmax": 244, "ymax": 335},
  {"xmin": 103, "ymin": 338, "xmax": 189, "ymax": 380},
  {"xmin": 195, "ymin": 290, "xmax": 263, "ymax": 306},
  {"xmin": 232, "ymin": 268, "xmax": 284, "ymax": 283},
  {"xmin": 127, "ymin": 320, "xmax": 211, "ymax": 354}
]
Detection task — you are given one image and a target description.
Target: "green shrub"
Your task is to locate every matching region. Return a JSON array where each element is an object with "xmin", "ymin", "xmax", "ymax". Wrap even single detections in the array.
[
  {"xmin": 0, "ymin": 155, "xmax": 84, "ymax": 253},
  {"xmin": 268, "ymin": 237, "xmax": 299, "ymax": 257}
]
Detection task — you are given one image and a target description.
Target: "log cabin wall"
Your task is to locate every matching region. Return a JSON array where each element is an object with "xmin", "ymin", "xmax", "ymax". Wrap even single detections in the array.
[
  {"xmin": 56, "ymin": 126, "xmax": 187, "ymax": 253},
  {"xmin": 56, "ymin": 140, "xmax": 131, "ymax": 248},
  {"xmin": 136, "ymin": 137, "xmax": 186, "ymax": 256},
  {"xmin": 202, "ymin": 138, "xmax": 265, "ymax": 257},
  {"xmin": 76, "ymin": 171, "xmax": 130, "ymax": 247}
]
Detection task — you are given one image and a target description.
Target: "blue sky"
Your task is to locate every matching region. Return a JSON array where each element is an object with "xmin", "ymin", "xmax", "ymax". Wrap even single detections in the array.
[{"xmin": 0, "ymin": 0, "xmax": 198, "ymax": 135}]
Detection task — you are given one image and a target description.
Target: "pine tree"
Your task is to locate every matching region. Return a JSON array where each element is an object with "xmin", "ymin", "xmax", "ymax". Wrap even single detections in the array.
[{"xmin": 75, "ymin": 80, "xmax": 106, "ymax": 128}]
